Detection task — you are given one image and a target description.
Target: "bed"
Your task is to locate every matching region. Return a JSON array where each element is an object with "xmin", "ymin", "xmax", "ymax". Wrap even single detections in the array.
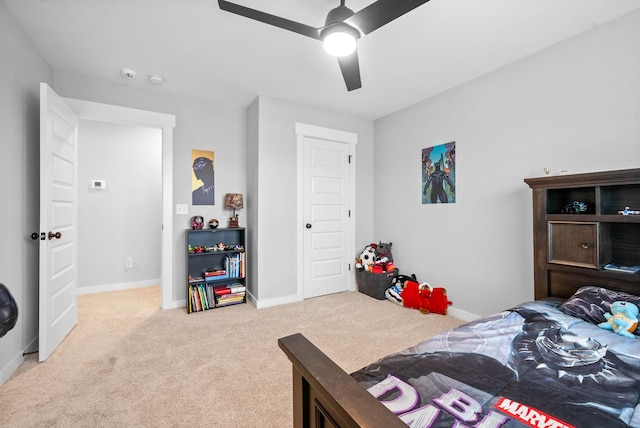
[
  {"xmin": 279, "ymin": 169, "xmax": 640, "ymax": 427},
  {"xmin": 279, "ymin": 285, "xmax": 640, "ymax": 428}
]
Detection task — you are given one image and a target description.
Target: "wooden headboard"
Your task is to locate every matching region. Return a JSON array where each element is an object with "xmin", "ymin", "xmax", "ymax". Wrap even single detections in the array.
[{"xmin": 524, "ymin": 168, "xmax": 640, "ymax": 300}]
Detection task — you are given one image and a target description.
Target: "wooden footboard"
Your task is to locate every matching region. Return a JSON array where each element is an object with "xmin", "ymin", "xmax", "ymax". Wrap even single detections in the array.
[{"xmin": 278, "ymin": 333, "xmax": 406, "ymax": 428}]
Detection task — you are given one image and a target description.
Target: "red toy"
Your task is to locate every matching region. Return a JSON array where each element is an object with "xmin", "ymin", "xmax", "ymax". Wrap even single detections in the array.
[{"xmin": 400, "ymin": 280, "xmax": 452, "ymax": 315}]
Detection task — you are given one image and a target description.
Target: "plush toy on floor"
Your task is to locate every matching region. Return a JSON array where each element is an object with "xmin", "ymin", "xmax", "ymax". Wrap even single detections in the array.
[
  {"xmin": 400, "ymin": 280, "xmax": 452, "ymax": 315},
  {"xmin": 598, "ymin": 301, "xmax": 639, "ymax": 338}
]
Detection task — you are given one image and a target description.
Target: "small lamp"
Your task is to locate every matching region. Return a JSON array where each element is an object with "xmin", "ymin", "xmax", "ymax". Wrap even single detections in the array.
[{"xmin": 224, "ymin": 193, "xmax": 243, "ymax": 228}]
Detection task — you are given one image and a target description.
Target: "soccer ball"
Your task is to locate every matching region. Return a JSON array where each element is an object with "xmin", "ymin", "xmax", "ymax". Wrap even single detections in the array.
[{"xmin": 359, "ymin": 246, "xmax": 377, "ymax": 270}]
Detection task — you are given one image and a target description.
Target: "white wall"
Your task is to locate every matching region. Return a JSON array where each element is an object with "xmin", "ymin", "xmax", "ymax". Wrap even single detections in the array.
[
  {"xmin": 248, "ymin": 95, "xmax": 374, "ymax": 305},
  {"xmin": 77, "ymin": 120, "xmax": 162, "ymax": 292},
  {"xmin": 373, "ymin": 10, "xmax": 640, "ymax": 318},
  {"xmin": 0, "ymin": 3, "xmax": 52, "ymax": 384}
]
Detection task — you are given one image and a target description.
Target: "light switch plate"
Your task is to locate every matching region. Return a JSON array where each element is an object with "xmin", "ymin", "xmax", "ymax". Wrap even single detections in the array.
[{"xmin": 176, "ymin": 204, "xmax": 188, "ymax": 215}]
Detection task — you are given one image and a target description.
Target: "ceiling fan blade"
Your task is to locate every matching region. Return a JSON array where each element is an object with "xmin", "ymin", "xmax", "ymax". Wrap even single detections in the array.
[
  {"xmin": 345, "ymin": 0, "xmax": 431, "ymax": 35},
  {"xmin": 337, "ymin": 51, "xmax": 362, "ymax": 91},
  {"xmin": 218, "ymin": 0, "xmax": 321, "ymax": 40}
]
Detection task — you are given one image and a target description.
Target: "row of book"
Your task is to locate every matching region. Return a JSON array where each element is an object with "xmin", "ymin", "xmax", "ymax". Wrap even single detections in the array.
[
  {"xmin": 188, "ymin": 283, "xmax": 246, "ymax": 313},
  {"xmin": 225, "ymin": 253, "xmax": 245, "ymax": 279}
]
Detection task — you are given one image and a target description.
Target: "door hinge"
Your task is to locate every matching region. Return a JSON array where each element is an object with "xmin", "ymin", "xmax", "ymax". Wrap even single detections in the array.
[
  {"xmin": 348, "ymin": 155, "xmax": 352, "ymax": 164},
  {"xmin": 348, "ymin": 210, "xmax": 351, "ymax": 217},
  {"xmin": 348, "ymin": 263, "xmax": 351, "ymax": 271}
]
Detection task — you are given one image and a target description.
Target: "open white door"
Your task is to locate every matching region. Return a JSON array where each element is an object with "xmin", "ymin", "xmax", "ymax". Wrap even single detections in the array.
[{"xmin": 39, "ymin": 83, "xmax": 79, "ymax": 361}]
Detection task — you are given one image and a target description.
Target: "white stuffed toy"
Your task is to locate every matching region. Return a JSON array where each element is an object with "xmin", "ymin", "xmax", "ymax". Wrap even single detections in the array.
[{"xmin": 359, "ymin": 246, "xmax": 377, "ymax": 271}]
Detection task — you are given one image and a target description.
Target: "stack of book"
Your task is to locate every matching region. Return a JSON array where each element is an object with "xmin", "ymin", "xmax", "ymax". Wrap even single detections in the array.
[
  {"xmin": 225, "ymin": 253, "xmax": 245, "ymax": 279},
  {"xmin": 214, "ymin": 283, "xmax": 246, "ymax": 307},
  {"xmin": 204, "ymin": 269, "xmax": 228, "ymax": 281}
]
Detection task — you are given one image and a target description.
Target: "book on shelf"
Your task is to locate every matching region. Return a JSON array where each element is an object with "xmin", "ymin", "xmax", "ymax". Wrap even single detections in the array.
[
  {"xmin": 204, "ymin": 270, "xmax": 227, "ymax": 280},
  {"xmin": 224, "ymin": 253, "xmax": 246, "ymax": 279},
  {"xmin": 190, "ymin": 283, "xmax": 221, "ymax": 312},
  {"xmin": 214, "ymin": 283, "xmax": 246, "ymax": 296},
  {"xmin": 216, "ymin": 295, "xmax": 245, "ymax": 306},
  {"xmin": 603, "ymin": 263, "xmax": 640, "ymax": 274}
]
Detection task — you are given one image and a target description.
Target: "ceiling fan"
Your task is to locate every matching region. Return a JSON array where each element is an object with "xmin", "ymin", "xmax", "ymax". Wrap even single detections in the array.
[{"xmin": 218, "ymin": 0, "xmax": 431, "ymax": 91}]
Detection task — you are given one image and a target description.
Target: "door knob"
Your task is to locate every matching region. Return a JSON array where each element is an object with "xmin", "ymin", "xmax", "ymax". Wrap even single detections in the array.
[
  {"xmin": 48, "ymin": 231, "xmax": 62, "ymax": 240},
  {"xmin": 305, "ymin": 223, "xmax": 312, "ymax": 229}
]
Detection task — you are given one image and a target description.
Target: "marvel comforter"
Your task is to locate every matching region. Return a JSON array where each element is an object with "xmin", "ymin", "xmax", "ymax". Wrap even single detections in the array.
[{"xmin": 351, "ymin": 299, "xmax": 640, "ymax": 428}]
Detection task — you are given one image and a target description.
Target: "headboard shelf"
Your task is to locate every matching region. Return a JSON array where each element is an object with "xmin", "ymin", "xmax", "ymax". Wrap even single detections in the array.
[{"xmin": 525, "ymin": 168, "xmax": 640, "ymax": 300}]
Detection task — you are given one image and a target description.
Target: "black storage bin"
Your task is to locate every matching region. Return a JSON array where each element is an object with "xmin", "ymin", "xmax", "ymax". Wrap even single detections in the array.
[{"xmin": 356, "ymin": 269, "xmax": 398, "ymax": 300}]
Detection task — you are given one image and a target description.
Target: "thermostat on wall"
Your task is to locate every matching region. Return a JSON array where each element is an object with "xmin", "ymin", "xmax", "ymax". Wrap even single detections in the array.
[{"xmin": 91, "ymin": 179, "xmax": 106, "ymax": 190}]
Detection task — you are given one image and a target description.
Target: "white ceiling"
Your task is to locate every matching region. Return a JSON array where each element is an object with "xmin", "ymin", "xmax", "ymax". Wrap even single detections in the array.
[{"xmin": 4, "ymin": 0, "xmax": 640, "ymax": 120}]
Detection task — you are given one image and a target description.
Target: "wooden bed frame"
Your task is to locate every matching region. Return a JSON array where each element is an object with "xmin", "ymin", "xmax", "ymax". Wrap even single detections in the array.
[
  {"xmin": 278, "ymin": 333, "xmax": 407, "ymax": 428},
  {"xmin": 278, "ymin": 168, "xmax": 640, "ymax": 428},
  {"xmin": 278, "ymin": 280, "xmax": 637, "ymax": 428}
]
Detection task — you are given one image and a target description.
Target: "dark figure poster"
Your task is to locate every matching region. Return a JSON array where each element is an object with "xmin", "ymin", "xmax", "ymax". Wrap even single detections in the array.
[
  {"xmin": 192, "ymin": 150, "xmax": 215, "ymax": 205},
  {"xmin": 422, "ymin": 142, "xmax": 455, "ymax": 204}
]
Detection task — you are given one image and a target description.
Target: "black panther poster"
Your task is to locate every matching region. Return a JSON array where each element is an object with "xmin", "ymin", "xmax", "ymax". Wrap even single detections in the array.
[{"xmin": 422, "ymin": 142, "xmax": 455, "ymax": 204}]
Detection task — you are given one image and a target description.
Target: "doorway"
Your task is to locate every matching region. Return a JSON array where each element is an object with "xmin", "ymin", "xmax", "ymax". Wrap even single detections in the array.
[
  {"xmin": 65, "ymin": 98, "xmax": 175, "ymax": 309},
  {"xmin": 295, "ymin": 123, "xmax": 357, "ymax": 299},
  {"xmin": 77, "ymin": 120, "xmax": 162, "ymax": 295}
]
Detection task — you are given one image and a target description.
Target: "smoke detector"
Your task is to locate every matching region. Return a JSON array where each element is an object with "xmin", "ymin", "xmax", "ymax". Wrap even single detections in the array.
[
  {"xmin": 120, "ymin": 68, "xmax": 137, "ymax": 80},
  {"xmin": 148, "ymin": 74, "xmax": 164, "ymax": 85}
]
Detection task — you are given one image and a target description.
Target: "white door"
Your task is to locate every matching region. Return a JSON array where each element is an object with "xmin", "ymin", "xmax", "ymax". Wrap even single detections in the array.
[
  {"xmin": 303, "ymin": 138, "xmax": 351, "ymax": 298},
  {"xmin": 39, "ymin": 83, "xmax": 79, "ymax": 361}
]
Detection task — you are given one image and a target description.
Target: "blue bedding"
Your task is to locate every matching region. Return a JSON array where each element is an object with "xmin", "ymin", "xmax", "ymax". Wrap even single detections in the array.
[{"xmin": 351, "ymin": 300, "xmax": 640, "ymax": 428}]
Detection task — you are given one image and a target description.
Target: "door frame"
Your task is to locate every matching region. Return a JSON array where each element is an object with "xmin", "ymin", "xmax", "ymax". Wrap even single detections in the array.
[
  {"xmin": 295, "ymin": 122, "xmax": 357, "ymax": 300},
  {"xmin": 64, "ymin": 98, "xmax": 176, "ymax": 309}
]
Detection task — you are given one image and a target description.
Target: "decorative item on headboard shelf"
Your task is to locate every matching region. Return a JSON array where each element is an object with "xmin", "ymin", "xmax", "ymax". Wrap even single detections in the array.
[{"xmin": 224, "ymin": 193, "xmax": 243, "ymax": 228}]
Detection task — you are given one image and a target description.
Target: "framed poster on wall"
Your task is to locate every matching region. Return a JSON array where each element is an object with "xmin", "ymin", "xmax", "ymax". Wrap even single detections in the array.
[
  {"xmin": 422, "ymin": 142, "xmax": 455, "ymax": 204},
  {"xmin": 192, "ymin": 150, "xmax": 215, "ymax": 205}
]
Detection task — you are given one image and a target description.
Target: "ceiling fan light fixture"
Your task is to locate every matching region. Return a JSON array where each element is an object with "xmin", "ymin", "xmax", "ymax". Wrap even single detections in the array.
[{"xmin": 321, "ymin": 23, "xmax": 359, "ymax": 57}]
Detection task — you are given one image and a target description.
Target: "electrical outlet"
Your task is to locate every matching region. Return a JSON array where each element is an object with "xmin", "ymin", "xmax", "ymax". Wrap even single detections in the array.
[{"xmin": 125, "ymin": 257, "xmax": 133, "ymax": 269}]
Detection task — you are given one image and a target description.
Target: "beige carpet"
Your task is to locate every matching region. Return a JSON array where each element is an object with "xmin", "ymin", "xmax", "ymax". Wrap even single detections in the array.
[{"xmin": 0, "ymin": 286, "xmax": 464, "ymax": 427}]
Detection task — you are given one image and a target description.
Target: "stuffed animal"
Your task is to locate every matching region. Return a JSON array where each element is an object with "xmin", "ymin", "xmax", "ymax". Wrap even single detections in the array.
[
  {"xmin": 428, "ymin": 288, "xmax": 453, "ymax": 315},
  {"xmin": 358, "ymin": 246, "xmax": 377, "ymax": 271},
  {"xmin": 377, "ymin": 242, "xmax": 393, "ymax": 262},
  {"xmin": 400, "ymin": 280, "xmax": 432, "ymax": 311},
  {"xmin": 598, "ymin": 301, "xmax": 639, "ymax": 338},
  {"xmin": 400, "ymin": 280, "xmax": 452, "ymax": 315}
]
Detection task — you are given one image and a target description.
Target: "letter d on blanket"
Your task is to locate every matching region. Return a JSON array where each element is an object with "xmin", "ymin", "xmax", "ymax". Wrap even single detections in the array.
[{"xmin": 367, "ymin": 375, "xmax": 419, "ymax": 414}]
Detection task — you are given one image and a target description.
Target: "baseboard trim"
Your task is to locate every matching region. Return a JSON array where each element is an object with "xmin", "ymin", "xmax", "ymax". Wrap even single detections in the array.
[
  {"xmin": 448, "ymin": 306, "xmax": 479, "ymax": 322},
  {"xmin": 0, "ymin": 350, "xmax": 25, "ymax": 387},
  {"xmin": 253, "ymin": 293, "xmax": 300, "ymax": 309},
  {"xmin": 77, "ymin": 279, "xmax": 161, "ymax": 295}
]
